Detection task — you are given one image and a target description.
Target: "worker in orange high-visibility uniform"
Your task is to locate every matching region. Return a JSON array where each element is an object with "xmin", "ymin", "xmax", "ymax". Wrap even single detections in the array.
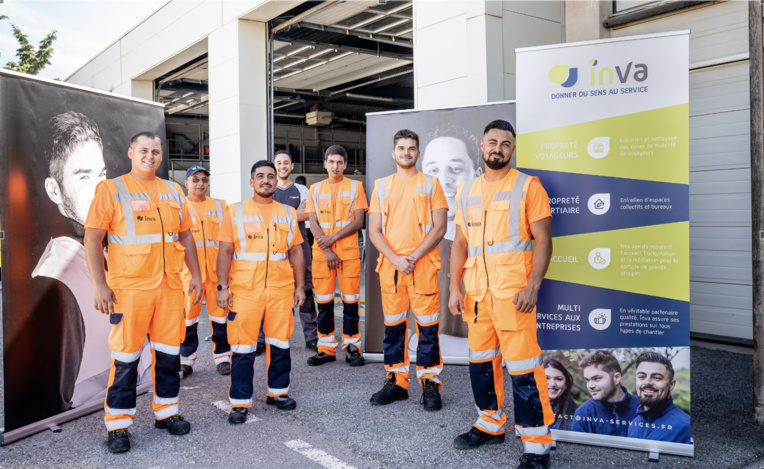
[
  {"xmin": 216, "ymin": 160, "xmax": 305, "ymax": 424},
  {"xmin": 449, "ymin": 120, "xmax": 554, "ymax": 469},
  {"xmin": 305, "ymin": 145, "xmax": 368, "ymax": 367},
  {"xmin": 179, "ymin": 165, "xmax": 230, "ymax": 378},
  {"xmin": 84, "ymin": 132, "xmax": 203, "ymax": 454},
  {"xmin": 368, "ymin": 129, "xmax": 448, "ymax": 411}
]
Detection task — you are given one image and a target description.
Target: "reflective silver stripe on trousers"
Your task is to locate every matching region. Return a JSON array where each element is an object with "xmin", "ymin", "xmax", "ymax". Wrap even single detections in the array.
[
  {"xmin": 265, "ymin": 337, "xmax": 290, "ymax": 349},
  {"xmin": 185, "ymin": 317, "xmax": 200, "ymax": 327},
  {"xmin": 342, "ymin": 337, "xmax": 361, "ymax": 347},
  {"xmin": 232, "ymin": 344, "xmax": 258, "ymax": 354},
  {"xmin": 180, "ymin": 354, "xmax": 195, "ymax": 366},
  {"xmin": 112, "ymin": 350, "xmax": 142, "ymax": 363},
  {"xmin": 523, "ymin": 442, "xmax": 552, "ymax": 455},
  {"xmin": 385, "ymin": 365, "xmax": 409, "ymax": 373},
  {"xmin": 314, "ymin": 292, "xmax": 334, "ymax": 302},
  {"xmin": 415, "ymin": 311, "xmax": 439, "ymax": 324},
  {"xmin": 209, "ymin": 315, "xmax": 227, "ymax": 324},
  {"xmin": 384, "ymin": 310, "xmax": 408, "ymax": 324},
  {"xmin": 268, "ymin": 387, "xmax": 289, "ymax": 395},
  {"xmin": 477, "ymin": 405, "xmax": 504, "ymax": 421},
  {"xmin": 504, "ymin": 354, "xmax": 543, "ymax": 372},
  {"xmin": 151, "ymin": 341, "xmax": 180, "ymax": 355},
  {"xmin": 376, "ymin": 176, "xmax": 390, "ymax": 235},
  {"xmin": 153, "ymin": 396, "xmax": 179, "ymax": 405},
  {"xmin": 105, "ymin": 407, "xmax": 136, "ymax": 416},
  {"xmin": 469, "ymin": 347, "xmax": 501, "ymax": 361},
  {"xmin": 105, "ymin": 419, "xmax": 134, "ymax": 430},
  {"xmin": 416, "ymin": 367, "xmax": 442, "ymax": 379},
  {"xmin": 230, "ymin": 398, "xmax": 252, "ymax": 406},
  {"xmin": 154, "ymin": 405, "xmax": 179, "ymax": 419},
  {"xmin": 516, "ymin": 425, "xmax": 550, "ymax": 437},
  {"xmin": 213, "ymin": 353, "xmax": 230, "ymax": 364},
  {"xmin": 340, "ymin": 292, "xmax": 360, "ymax": 302},
  {"xmin": 317, "ymin": 335, "xmax": 338, "ymax": 346},
  {"xmin": 475, "ymin": 415, "xmax": 505, "ymax": 434}
]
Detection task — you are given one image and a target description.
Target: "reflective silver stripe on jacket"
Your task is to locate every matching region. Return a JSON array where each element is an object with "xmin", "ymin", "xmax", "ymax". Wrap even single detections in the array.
[
  {"xmin": 159, "ymin": 179, "xmax": 185, "ymax": 225},
  {"xmin": 339, "ymin": 179, "xmax": 358, "ymax": 229},
  {"xmin": 376, "ymin": 176, "xmax": 390, "ymax": 235},
  {"xmin": 231, "ymin": 202, "xmax": 293, "ymax": 261},
  {"xmin": 418, "ymin": 174, "xmax": 434, "ymax": 233},
  {"xmin": 109, "ymin": 177, "xmax": 170, "ymax": 246},
  {"xmin": 461, "ymin": 172, "xmax": 532, "ymax": 257}
]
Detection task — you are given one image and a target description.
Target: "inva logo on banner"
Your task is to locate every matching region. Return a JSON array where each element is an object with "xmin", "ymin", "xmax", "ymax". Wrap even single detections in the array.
[{"xmin": 549, "ymin": 60, "xmax": 648, "ymax": 88}]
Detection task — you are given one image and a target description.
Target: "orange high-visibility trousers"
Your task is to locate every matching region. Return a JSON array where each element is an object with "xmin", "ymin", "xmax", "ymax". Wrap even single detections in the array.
[
  {"xmin": 463, "ymin": 289, "xmax": 555, "ymax": 455},
  {"xmin": 313, "ymin": 258, "xmax": 361, "ymax": 355},
  {"xmin": 104, "ymin": 275, "xmax": 185, "ymax": 431},
  {"xmin": 180, "ymin": 277, "xmax": 230, "ymax": 367}
]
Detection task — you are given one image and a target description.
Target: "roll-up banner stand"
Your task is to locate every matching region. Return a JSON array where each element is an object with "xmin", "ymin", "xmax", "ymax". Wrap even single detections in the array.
[
  {"xmin": 516, "ymin": 32, "xmax": 692, "ymax": 458},
  {"xmin": 0, "ymin": 70, "xmax": 166, "ymax": 444}
]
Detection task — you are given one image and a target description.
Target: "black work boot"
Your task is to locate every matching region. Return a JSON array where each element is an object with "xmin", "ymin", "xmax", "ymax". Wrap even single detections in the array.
[
  {"xmin": 517, "ymin": 453, "xmax": 550, "ymax": 469},
  {"xmin": 155, "ymin": 415, "xmax": 191, "ymax": 435},
  {"xmin": 266, "ymin": 395, "xmax": 297, "ymax": 410},
  {"xmin": 216, "ymin": 362, "xmax": 231, "ymax": 376},
  {"xmin": 180, "ymin": 364, "xmax": 193, "ymax": 379},
  {"xmin": 107, "ymin": 428, "xmax": 131, "ymax": 453},
  {"xmin": 305, "ymin": 339, "xmax": 318, "ymax": 352},
  {"xmin": 453, "ymin": 427, "xmax": 505, "ymax": 450},
  {"xmin": 420, "ymin": 379, "xmax": 442, "ymax": 411},
  {"xmin": 255, "ymin": 343, "xmax": 266, "ymax": 356},
  {"xmin": 228, "ymin": 407, "xmax": 248, "ymax": 424},
  {"xmin": 307, "ymin": 352, "xmax": 336, "ymax": 366},
  {"xmin": 370, "ymin": 373, "xmax": 408, "ymax": 406},
  {"xmin": 345, "ymin": 345, "xmax": 365, "ymax": 367}
]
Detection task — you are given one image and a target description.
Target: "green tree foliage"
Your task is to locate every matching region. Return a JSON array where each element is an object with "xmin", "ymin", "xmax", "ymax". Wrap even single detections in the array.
[{"xmin": 0, "ymin": 15, "xmax": 57, "ymax": 75}]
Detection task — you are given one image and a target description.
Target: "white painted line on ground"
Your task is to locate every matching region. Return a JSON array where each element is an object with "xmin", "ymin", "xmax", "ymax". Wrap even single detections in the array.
[
  {"xmin": 211, "ymin": 400, "xmax": 259, "ymax": 423},
  {"xmin": 284, "ymin": 440, "xmax": 356, "ymax": 469},
  {"xmin": 181, "ymin": 385, "xmax": 200, "ymax": 390}
]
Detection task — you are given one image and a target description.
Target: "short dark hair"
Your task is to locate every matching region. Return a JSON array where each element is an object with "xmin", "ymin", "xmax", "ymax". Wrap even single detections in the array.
[
  {"xmin": 295, "ymin": 175, "xmax": 307, "ymax": 186},
  {"xmin": 274, "ymin": 150, "xmax": 292, "ymax": 162},
  {"xmin": 46, "ymin": 112, "xmax": 103, "ymax": 185},
  {"xmin": 324, "ymin": 145, "xmax": 347, "ymax": 162},
  {"xmin": 635, "ymin": 351, "xmax": 675, "ymax": 381},
  {"xmin": 130, "ymin": 131, "xmax": 162, "ymax": 146},
  {"xmin": 579, "ymin": 350, "xmax": 621, "ymax": 376},
  {"xmin": 251, "ymin": 160, "xmax": 276, "ymax": 177},
  {"xmin": 483, "ymin": 119, "xmax": 516, "ymax": 139},
  {"xmin": 393, "ymin": 129, "xmax": 419, "ymax": 149}
]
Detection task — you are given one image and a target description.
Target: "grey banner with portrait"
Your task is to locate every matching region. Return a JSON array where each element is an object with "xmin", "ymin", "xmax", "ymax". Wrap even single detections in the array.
[
  {"xmin": 0, "ymin": 71, "xmax": 166, "ymax": 436},
  {"xmin": 364, "ymin": 101, "xmax": 516, "ymax": 360}
]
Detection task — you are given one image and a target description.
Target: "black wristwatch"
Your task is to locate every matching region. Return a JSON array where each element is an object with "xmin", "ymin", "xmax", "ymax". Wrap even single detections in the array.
[{"xmin": 217, "ymin": 284, "xmax": 228, "ymax": 291}]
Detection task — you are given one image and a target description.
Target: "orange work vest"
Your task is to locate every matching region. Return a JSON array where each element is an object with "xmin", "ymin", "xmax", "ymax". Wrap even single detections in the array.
[
  {"xmin": 182, "ymin": 197, "xmax": 226, "ymax": 283},
  {"xmin": 228, "ymin": 199, "xmax": 296, "ymax": 299},
  {"xmin": 374, "ymin": 171, "xmax": 441, "ymax": 269},
  {"xmin": 103, "ymin": 174, "xmax": 187, "ymax": 290},
  {"xmin": 457, "ymin": 169, "xmax": 535, "ymax": 301},
  {"xmin": 311, "ymin": 177, "xmax": 363, "ymax": 261}
]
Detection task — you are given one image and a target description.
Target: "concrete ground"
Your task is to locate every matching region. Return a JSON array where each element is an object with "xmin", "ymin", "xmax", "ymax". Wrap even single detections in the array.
[{"xmin": 1, "ymin": 302, "xmax": 763, "ymax": 468}]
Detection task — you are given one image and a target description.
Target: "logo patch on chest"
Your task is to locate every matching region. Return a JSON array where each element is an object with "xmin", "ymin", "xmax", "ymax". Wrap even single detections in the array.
[
  {"xmin": 467, "ymin": 206, "xmax": 482, "ymax": 221},
  {"xmin": 131, "ymin": 200, "xmax": 151, "ymax": 212},
  {"xmin": 244, "ymin": 222, "xmax": 262, "ymax": 234}
]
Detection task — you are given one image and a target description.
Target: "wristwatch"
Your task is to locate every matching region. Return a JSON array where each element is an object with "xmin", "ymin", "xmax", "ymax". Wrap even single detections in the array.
[{"xmin": 217, "ymin": 284, "xmax": 228, "ymax": 291}]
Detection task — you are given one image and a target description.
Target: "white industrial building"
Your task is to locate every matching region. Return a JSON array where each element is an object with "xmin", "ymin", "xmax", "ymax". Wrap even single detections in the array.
[{"xmin": 67, "ymin": 0, "xmax": 756, "ymax": 344}]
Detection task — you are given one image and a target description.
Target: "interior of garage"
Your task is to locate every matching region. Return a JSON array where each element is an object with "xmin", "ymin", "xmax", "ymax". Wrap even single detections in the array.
[{"xmin": 152, "ymin": 1, "xmax": 414, "ymax": 183}]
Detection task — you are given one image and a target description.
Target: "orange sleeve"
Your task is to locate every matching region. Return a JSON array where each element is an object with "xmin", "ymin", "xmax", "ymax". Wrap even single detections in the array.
[
  {"xmin": 217, "ymin": 208, "xmax": 236, "ymax": 244},
  {"xmin": 289, "ymin": 207, "xmax": 304, "ymax": 247},
  {"xmin": 454, "ymin": 181, "xmax": 467, "ymax": 236},
  {"xmin": 305, "ymin": 185, "xmax": 317, "ymax": 214},
  {"xmin": 526, "ymin": 177, "xmax": 552, "ymax": 224},
  {"xmin": 84, "ymin": 181, "xmax": 115, "ymax": 230},
  {"xmin": 368, "ymin": 180, "xmax": 381, "ymax": 214},
  {"xmin": 354, "ymin": 181, "xmax": 369, "ymax": 212},
  {"xmin": 430, "ymin": 178, "xmax": 449, "ymax": 211}
]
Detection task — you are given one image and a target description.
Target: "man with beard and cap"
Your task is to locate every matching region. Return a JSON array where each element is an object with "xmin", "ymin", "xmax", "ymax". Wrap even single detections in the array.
[
  {"xmin": 572, "ymin": 350, "xmax": 640, "ymax": 436},
  {"xmin": 216, "ymin": 160, "xmax": 305, "ymax": 423},
  {"xmin": 627, "ymin": 352, "xmax": 691, "ymax": 443},
  {"xmin": 268, "ymin": 150, "xmax": 318, "ymax": 352},
  {"xmin": 179, "ymin": 165, "xmax": 230, "ymax": 378},
  {"xmin": 449, "ymin": 119, "xmax": 554, "ymax": 469}
]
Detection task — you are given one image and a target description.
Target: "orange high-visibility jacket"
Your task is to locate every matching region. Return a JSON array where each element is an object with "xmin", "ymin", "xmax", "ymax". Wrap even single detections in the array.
[
  {"xmin": 373, "ymin": 171, "xmax": 441, "ymax": 270},
  {"xmin": 229, "ymin": 199, "xmax": 297, "ymax": 299},
  {"xmin": 185, "ymin": 197, "xmax": 226, "ymax": 283},
  {"xmin": 103, "ymin": 174, "xmax": 187, "ymax": 290},
  {"xmin": 311, "ymin": 177, "xmax": 363, "ymax": 261},
  {"xmin": 456, "ymin": 169, "xmax": 536, "ymax": 301}
]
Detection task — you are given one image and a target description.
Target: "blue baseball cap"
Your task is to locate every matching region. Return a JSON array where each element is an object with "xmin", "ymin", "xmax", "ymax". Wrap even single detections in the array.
[{"xmin": 185, "ymin": 165, "xmax": 210, "ymax": 179}]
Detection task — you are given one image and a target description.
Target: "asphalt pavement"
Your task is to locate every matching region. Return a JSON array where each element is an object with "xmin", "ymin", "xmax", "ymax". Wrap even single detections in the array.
[{"xmin": 1, "ymin": 302, "xmax": 763, "ymax": 469}]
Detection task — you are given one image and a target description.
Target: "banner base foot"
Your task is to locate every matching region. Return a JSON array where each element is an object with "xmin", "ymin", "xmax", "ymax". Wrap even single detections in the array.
[
  {"xmin": 648, "ymin": 451, "xmax": 660, "ymax": 463},
  {"xmin": 48, "ymin": 424, "xmax": 62, "ymax": 433}
]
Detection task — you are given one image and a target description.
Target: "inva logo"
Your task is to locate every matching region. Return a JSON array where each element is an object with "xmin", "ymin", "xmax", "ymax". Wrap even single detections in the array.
[
  {"xmin": 588, "ymin": 59, "xmax": 647, "ymax": 85},
  {"xmin": 549, "ymin": 64, "xmax": 578, "ymax": 88},
  {"xmin": 137, "ymin": 215, "xmax": 157, "ymax": 222}
]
